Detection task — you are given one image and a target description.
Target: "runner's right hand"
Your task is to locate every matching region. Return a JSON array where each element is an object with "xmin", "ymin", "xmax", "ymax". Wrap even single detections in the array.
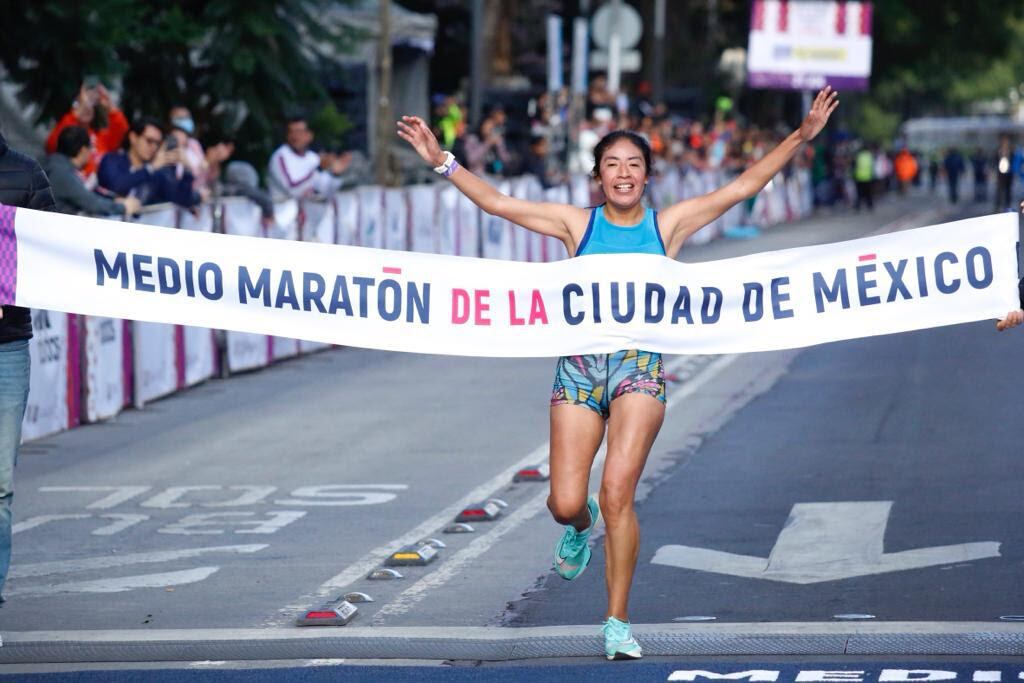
[
  {"xmin": 996, "ymin": 309, "xmax": 1024, "ymax": 331},
  {"xmin": 396, "ymin": 115, "xmax": 446, "ymax": 167}
]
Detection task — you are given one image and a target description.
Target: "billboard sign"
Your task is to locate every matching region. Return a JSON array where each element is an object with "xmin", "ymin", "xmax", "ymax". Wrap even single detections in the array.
[{"xmin": 747, "ymin": 0, "xmax": 873, "ymax": 91}]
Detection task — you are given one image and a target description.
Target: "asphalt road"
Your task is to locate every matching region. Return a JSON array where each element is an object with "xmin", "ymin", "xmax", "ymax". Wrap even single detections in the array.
[{"xmin": 2, "ymin": 193, "xmax": 1021, "ymax": 674}]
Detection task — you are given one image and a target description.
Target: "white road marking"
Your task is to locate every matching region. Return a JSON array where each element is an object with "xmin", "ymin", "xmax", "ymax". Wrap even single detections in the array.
[
  {"xmin": 9, "ymin": 544, "xmax": 267, "ymax": 579},
  {"xmin": 92, "ymin": 514, "xmax": 149, "ymax": 536},
  {"xmin": 6, "ymin": 567, "xmax": 221, "ymax": 598},
  {"xmin": 652, "ymin": 501, "xmax": 1001, "ymax": 584},
  {"xmin": 38, "ymin": 486, "xmax": 151, "ymax": 509},
  {"xmin": 204, "ymin": 486, "xmax": 277, "ymax": 507},
  {"xmin": 158, "ymin": 511, "xmax": 306, "ymax": 535},
  {"xmin": 13, "ymin": 514, "xmax": 90, "ymax": 534},
  {"xmin": 372, "ymin": 354, "xmax": 740, "ymax": 619},
  {"xmin": 142, "ymin": 486, "xmax": 224, "ymax": 509}
]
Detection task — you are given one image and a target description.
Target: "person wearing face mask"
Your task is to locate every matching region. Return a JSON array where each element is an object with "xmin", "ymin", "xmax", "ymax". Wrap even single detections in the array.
[
  {"xmin": 168, "ymin": 106, "xmax": 215, "ymax": 200},
  {"xmin": 45, "ymin": 78, "xmax": 129, "ymax": 180},
  {"xmin": 399, "ymin": 87, "xmax": 839, "ymax": 662}
]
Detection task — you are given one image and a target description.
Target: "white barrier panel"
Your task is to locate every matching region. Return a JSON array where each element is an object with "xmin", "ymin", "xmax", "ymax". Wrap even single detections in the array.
[
  {"xmin": 408, "ymin": 184, "xmax": 438, "ymax": 253},
  {"xmin": 652, "ymin": 168, "xmax": 680, "ymax": 209},
  {"xmin": 21, "ymin": 309, "xmax": 68, "ymax": 441},
  {"xmin": 336, "ymin": 190, "xmax": 359, "ymax": 246},
  {"xmin": 222, "ymin": 197, "xmax": 271, "ymax": 373},
  {"xmin": 83, "ymin": 316, "xmax": 125, "ymax": 422},
  {"xmin": 274, "ymin": 199, "xmax": 300, "ymax": 241},
  {"xmin": 437, "ymin": 184, "xmax": 458, "ymax": 256},
  {"xmin": 384, "ymin": 188, "xmax": 409, "ymax": 252},
  {"xmin": 508, "ymin": 178, "xmax": 530, "ymax": 262},
  {"xmin": 543, "ymin": 186, "xmax": 571, "ymax": 261},
  {"xmin": 132, "ymin": 207, "xmax": 180, "ymax": 403},
  {"xmin": 481, "ymin": 180, "xmax": 512, "ymax": 260},
  {"xmin": 132, "ymin": 320, "xmax": 177, "ymax": 404},
  {"xmin": 302, "ymin": 199, "xmax": 337, "ymax": 245},
  {"xmin": 358, "ymin": 186, "xmax": 384, "ymax": 249},
  {"xmin": 456, "ymin": 191, "xmax": 480, "ymax": 257},
  {"xmin": 520, "ymin": 177, "xmax": 546, "ymax": 262},
  {"xmin": 179, "ymin": 206, "xmax": 216, "ymax": 386}
]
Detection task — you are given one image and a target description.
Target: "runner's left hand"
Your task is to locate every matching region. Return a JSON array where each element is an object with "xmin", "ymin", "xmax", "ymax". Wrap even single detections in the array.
[
  {"xmin": 799, "ymin": 86, "xmax": 839, "ymax": 142},
  {"xmin": 996, "ymin": 309, "xmax": 1024, "ymax": 331}
]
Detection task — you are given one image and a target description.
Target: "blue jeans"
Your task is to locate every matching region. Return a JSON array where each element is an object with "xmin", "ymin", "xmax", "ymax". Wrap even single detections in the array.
[{"xmin": 0, "ymin": 339, "xmax": 30, "ymax": 598}]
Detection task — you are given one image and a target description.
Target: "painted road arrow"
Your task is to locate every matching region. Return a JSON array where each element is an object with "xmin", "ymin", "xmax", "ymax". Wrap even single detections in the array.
[{"xmin": 650, "ymin": 502, "xmax": 1000, "ymax": 584}]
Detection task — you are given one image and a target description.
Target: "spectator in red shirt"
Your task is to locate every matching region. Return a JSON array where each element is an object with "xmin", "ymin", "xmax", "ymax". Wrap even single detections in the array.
[{"xmin": 45, "ymin": 80, "xmax": 129, "ymax": 180}]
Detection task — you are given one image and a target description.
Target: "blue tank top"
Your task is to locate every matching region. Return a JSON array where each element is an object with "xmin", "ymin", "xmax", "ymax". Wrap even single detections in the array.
[{"xmin": 575, "ymin": 205, "xmax": 666, "ymax": 257}]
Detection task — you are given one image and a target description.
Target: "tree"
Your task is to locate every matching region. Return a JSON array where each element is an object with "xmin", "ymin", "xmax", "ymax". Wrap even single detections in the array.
[{"xmin": 0, "ymin": 0, "xmax": 358, "ymax": 167}]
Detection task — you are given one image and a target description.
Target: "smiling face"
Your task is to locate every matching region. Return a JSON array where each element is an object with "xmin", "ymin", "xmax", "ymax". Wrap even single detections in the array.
[{"xmin": 595, "ymin": 138, "xmax": 649, "ymax": 210}]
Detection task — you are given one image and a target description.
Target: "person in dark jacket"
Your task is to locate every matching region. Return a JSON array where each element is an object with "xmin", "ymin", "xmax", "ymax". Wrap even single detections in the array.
[
  {"xmin": 97, "ymin": 117, "xmax": 199, "ymax": 208},
  {"xmin": 0, "ymin": 129, "xmax": 55, "ymax": 602},
  {"xmin": 45, "ymin": 126, "xmax": 141, "ymax": 217}
]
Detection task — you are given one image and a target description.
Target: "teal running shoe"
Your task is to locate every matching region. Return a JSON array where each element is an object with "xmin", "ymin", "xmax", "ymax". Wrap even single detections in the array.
[
  {"xmin": 603, "ymin": 616, "xmax": 642, "ymax": 660},
  {"xmin": 553, "ymin": 495, "xmax": 599, "ymax": 580}
]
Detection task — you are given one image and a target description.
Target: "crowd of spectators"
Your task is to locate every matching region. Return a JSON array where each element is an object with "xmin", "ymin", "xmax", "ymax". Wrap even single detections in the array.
[{"xmin": 40, "ymin": 79, "xmax": 354, "ymax": 225}]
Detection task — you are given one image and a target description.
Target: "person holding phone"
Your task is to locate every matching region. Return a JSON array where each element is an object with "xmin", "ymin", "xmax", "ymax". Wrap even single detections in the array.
[
  {"xmin": 97, "ymin": 117, "xmax": 199, "ymax": 208},
  {"xmin": 46, "ymin": 77, "xmax": 129, "ymax": 179}
]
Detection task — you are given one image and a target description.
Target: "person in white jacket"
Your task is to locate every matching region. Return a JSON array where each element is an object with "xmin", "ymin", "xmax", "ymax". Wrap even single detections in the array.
[{"xmin": 267, "ymin": 116, "xmax": 351, "ymax": 200}]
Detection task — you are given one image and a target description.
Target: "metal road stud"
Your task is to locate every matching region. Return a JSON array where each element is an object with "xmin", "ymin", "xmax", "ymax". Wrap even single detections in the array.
[
  {"xmin": 367, "ymin": 567, "xmax": 404, "ymax": 580},
  {"xmin": 385, "ymin": 543, "xmax": 439, "ymax": 566},
  {"xmin": 296, "ymin": 599, "xmax": 358, "ymax": 626},
  {"xmin": 443, "ymin": 522, "xmax": 475, "ymax": 533},
  {"xmin": 487, "ymin": 498, "xmax": 509, "ymax": 508},
  {"xmin": 455, "ymin": 501, "xmax": 502, "ymax": 523},
  {"xmin": 343, "ymin": 592, "xmax": 374, "ymax": 603},
  {"xmin": 419, "ymin": 537, "xmax": 447, "ymax": 549},
  {"xmin": 514, "ymin": 464, "xmax": 551, "ymax": 482}
]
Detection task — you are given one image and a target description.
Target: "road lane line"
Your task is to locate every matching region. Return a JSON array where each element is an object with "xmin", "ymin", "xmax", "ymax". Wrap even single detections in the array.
[
  {"xmin": 372, "ymin": 354, "xmax": 740, "ymax": 619},
  {"xmin": 9, "ymin": 544, "xmax": 267, "ymax": 579}
]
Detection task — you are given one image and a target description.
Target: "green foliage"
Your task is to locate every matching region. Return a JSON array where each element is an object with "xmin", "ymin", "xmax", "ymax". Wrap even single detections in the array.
[
  {"xmin": 854, "ymin": 100, "xmax": 900, "ymax": 144},
  {"xmin": 0, "ymin": 0, "xmax": 357, "ymax": 166}
]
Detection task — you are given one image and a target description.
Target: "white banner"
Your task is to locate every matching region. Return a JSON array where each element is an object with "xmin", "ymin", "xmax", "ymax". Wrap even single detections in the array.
[
  {"xmin": 179, "ymin": 204, "xmax": 217, "ymax": 386},
  {"xmin": 2, "ymin": 206, "xmax": 1018, "ymax": 358},
  {"xmin": 22, "ymin": 309, "xmax": 68, "ymax": 441}
]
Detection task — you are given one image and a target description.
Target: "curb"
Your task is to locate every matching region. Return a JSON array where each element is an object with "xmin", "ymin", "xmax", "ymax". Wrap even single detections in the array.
[{"xmin": 3, "ymin": 622, "xmax": 1024, "ymax": 663}]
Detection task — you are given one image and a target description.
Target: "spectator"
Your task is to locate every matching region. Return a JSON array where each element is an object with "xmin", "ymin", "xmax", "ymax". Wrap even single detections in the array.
[
  {"xmin": 994, "ymin": 136, "xmax": 1016, "ymax": 211},
  {"xmin": 944, "ymin": 147, "xmax": 965, "ymax": 205},
  {"xmin": 45, "ymin": 126, "xmax": 141, "ymax": 217},
  {"xmin": 97, "ymin": 117, "xmax": 200, "ymax": 208},
  {"xmin": 853, "ymin": 145, "xmax": 875, "ymax": 211},
  {"xmin": 0, "ymin": 127, "xmax": 55, "ymax": 603},
  {"xmin": 267, "ymin": 116, "xmax": 351, "ymax": 200},
  {"xmin": 168, "ymin": 105, "xmax": 213, "ymax": 198},
  {"xmin": 970, "ymin": 147, "xmax": 988, "ymax": 203},
  {"xmin": 893, "ymin": 147, "xmax": 918, "ymax": 196},
  {"xmin": 45, "ymin": 79, "xmax": 129, "ymax": 180},
  {"xmin": 523, "ymin": 135, "xmax": 558, "ymax": 190}
]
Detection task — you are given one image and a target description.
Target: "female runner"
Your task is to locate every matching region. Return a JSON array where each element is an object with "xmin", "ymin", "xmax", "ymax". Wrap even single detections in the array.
[{"xmin": 397, "ymin": 86, "xmax": 838, "ymax": 660}]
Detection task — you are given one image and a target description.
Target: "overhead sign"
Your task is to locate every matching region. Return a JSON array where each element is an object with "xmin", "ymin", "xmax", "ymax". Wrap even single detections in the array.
[{"xmin": 747, "ymin": 0, "xmax": 873, "ymax": 91}]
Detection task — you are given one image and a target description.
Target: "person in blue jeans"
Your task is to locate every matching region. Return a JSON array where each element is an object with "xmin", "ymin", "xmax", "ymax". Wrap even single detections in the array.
[
  {"xmin": 0, "ymin": 129, "xmax": 56, "ymax": 601},
  {"xmin": 399, "ymin": 89, "xmax": 839, "ymax": 659}
]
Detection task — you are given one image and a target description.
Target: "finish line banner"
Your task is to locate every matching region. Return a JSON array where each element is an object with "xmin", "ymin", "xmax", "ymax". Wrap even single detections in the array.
[{"xmin": 0, "ymin": 205, "xmax": 1018, "ymax": 357}]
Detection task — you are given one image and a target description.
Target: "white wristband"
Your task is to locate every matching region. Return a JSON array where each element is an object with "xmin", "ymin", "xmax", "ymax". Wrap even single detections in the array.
[{"xmin": 433, "ymin": 151, "xmax": 459, "ymax": 177}]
